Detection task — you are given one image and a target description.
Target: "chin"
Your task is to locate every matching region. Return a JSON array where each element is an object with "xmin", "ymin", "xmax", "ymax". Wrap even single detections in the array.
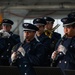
[{"xmin": 67, "ymin": 35, "xmax": 74, "ymax": 38}]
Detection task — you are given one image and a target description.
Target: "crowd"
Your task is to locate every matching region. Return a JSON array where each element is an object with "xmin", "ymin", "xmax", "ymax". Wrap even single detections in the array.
[{"xmin": 0, "ymin": 12, "xmax": 75, "ymax": 75}]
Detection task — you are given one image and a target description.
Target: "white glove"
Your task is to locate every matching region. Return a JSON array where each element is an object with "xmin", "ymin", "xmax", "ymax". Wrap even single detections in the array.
[
  {"xmin": 0, "ymin": 29, "xmax": 10, "ymax": 38},
  {"xmin": 51, "ymin": 51, "xmax": 59, "ymax": 60},
  {"xmin": 11, "ymin": 52, "xmax": 18, "ymax": 62},
  {"xmin": 11, "ymin": 46, "xmax": 25, "ymax": 62},
  {"xmin": 18, "ymin": 46, "xmax": 25, "ymax": 57},
  {"xmin": 57, "ymin": 45, "xmax": 67, "ymax": 55}
]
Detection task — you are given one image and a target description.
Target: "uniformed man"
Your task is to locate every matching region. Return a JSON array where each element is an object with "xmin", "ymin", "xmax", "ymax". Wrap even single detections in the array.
[
  {"xmin": 33, "ymin": 18, "xmax": 52, "ymax": 66},
  {"xmin": 11, "ymin": 23, "xmax": 46, "ymax": 75},
  {"xmin": 0, "ymin": 19, "xmax": 20, "ymax": 66},
  {"xmin": 51, "ymin": 17, "xmax": 75, "ymax": 70},
  {"xmin": 2, "ymin": 19, "xmax": 20, "ymax": 44},
  {"xmin": 43, "ymin": 17, "xmax": 61, "ymax": 53}
]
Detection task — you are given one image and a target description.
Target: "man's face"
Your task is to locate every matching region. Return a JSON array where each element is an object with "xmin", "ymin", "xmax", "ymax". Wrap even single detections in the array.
[
  {"xmin": 2, "ymin": 25, "xmax": 12, "ymax": 32},
  {"xmin": 24, "ymin": 31, "xmax": 35, "ymax": 42},
  {"xmin": 45, "ymin": 22, "xmax": 53, "ymax": 30},
  {"xmin": 64, "ymin": 25, "xmax": 75, "ymax": 37},
  {"xmin": 36, "ymin": 25, "xmax": 45, "ymax": 35}
]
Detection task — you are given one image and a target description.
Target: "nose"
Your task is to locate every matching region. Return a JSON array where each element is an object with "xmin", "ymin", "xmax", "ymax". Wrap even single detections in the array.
[
  {"xmin": 64, "ymin": 27, "xmax": 68, "ymax": 32},
  {"xmin": 24, "ymin": 31, "xmax": 29, "ymax": 36}
]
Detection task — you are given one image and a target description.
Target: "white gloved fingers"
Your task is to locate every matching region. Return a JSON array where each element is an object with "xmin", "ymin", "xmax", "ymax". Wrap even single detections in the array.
[
  {"xmin": 57, "ymin": 45, "xmax": 67, "ymax": 55},
  {"xmin": 0, "ymin": 29, "xmax": 10, "ymax": 38},
  {"xmin": 11, "ymin": 52, "xmax": 17, "ymax": 62},
  {"xmin": 51, "ymin": 51, "xmax": 59, "ymax": 60},
  {"xmin": 18, "ymin": 47, "xmax": 25, "ymax": 56},
  {"xmin": 3, "ymin": 32, "xmax": 10, "ymax": 37}
]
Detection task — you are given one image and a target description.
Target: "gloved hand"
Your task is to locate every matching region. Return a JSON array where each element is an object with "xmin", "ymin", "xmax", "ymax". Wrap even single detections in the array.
[
  {"xmin": 0, "ymin": 29, "xmax": 10, "ymax": 38},
  {"xmin": 18, "ymin": 46, "xmax": 25, "ymax": 57},
  {"xmin": 11, "ymin": 52, "xmax": 18, "ymax": 62},
  {"xmin": 11, "ymin": 46, "xmax": 25, "ymax": 62},
  {"xmin": 57, "ymin": 45, "xmax": 67, "ymax": 55},
  {"xmin": 51, "ymin": 51, "xmax": 59, "ymax": 60},
  {"xmin": 51, "ymin": 45, "xmax": 67, "ymax": 60}
]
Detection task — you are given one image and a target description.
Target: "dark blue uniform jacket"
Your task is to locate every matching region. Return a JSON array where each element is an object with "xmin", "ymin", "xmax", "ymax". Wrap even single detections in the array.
[
  {"xmin": 11, "ymin": 38, "xmax": 46, "ymax": 75},
  {"xmin": 0, "ymin": 31, "xmax": 20, "ymax": 66},
  {"xmin": 55, "ymin": 36, "xmax": 75, "ymax": 70}
]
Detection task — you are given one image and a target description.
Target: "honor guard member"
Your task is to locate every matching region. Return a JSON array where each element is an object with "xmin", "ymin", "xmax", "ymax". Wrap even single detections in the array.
[
  {"xmin": 2, "ymin": 19, "xmax": 20, "ymax": 44},
  {"xmin": 0, "ymin": 19, "xmax": 20, "ymax": 66},
  {"xmin": 33, "ymin": 18, "xmax": 52, "ymax": 66},
  {"xmin": 11, "ymin": 23, "xmax": 46, "ymax": 75},
  {"xmin": 51, "ymin": 17, "xmax": 75, "ymax": 70},
  {"xmin": 43, "ymin": 17, "xmax": 61, "ymax": 53}
]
